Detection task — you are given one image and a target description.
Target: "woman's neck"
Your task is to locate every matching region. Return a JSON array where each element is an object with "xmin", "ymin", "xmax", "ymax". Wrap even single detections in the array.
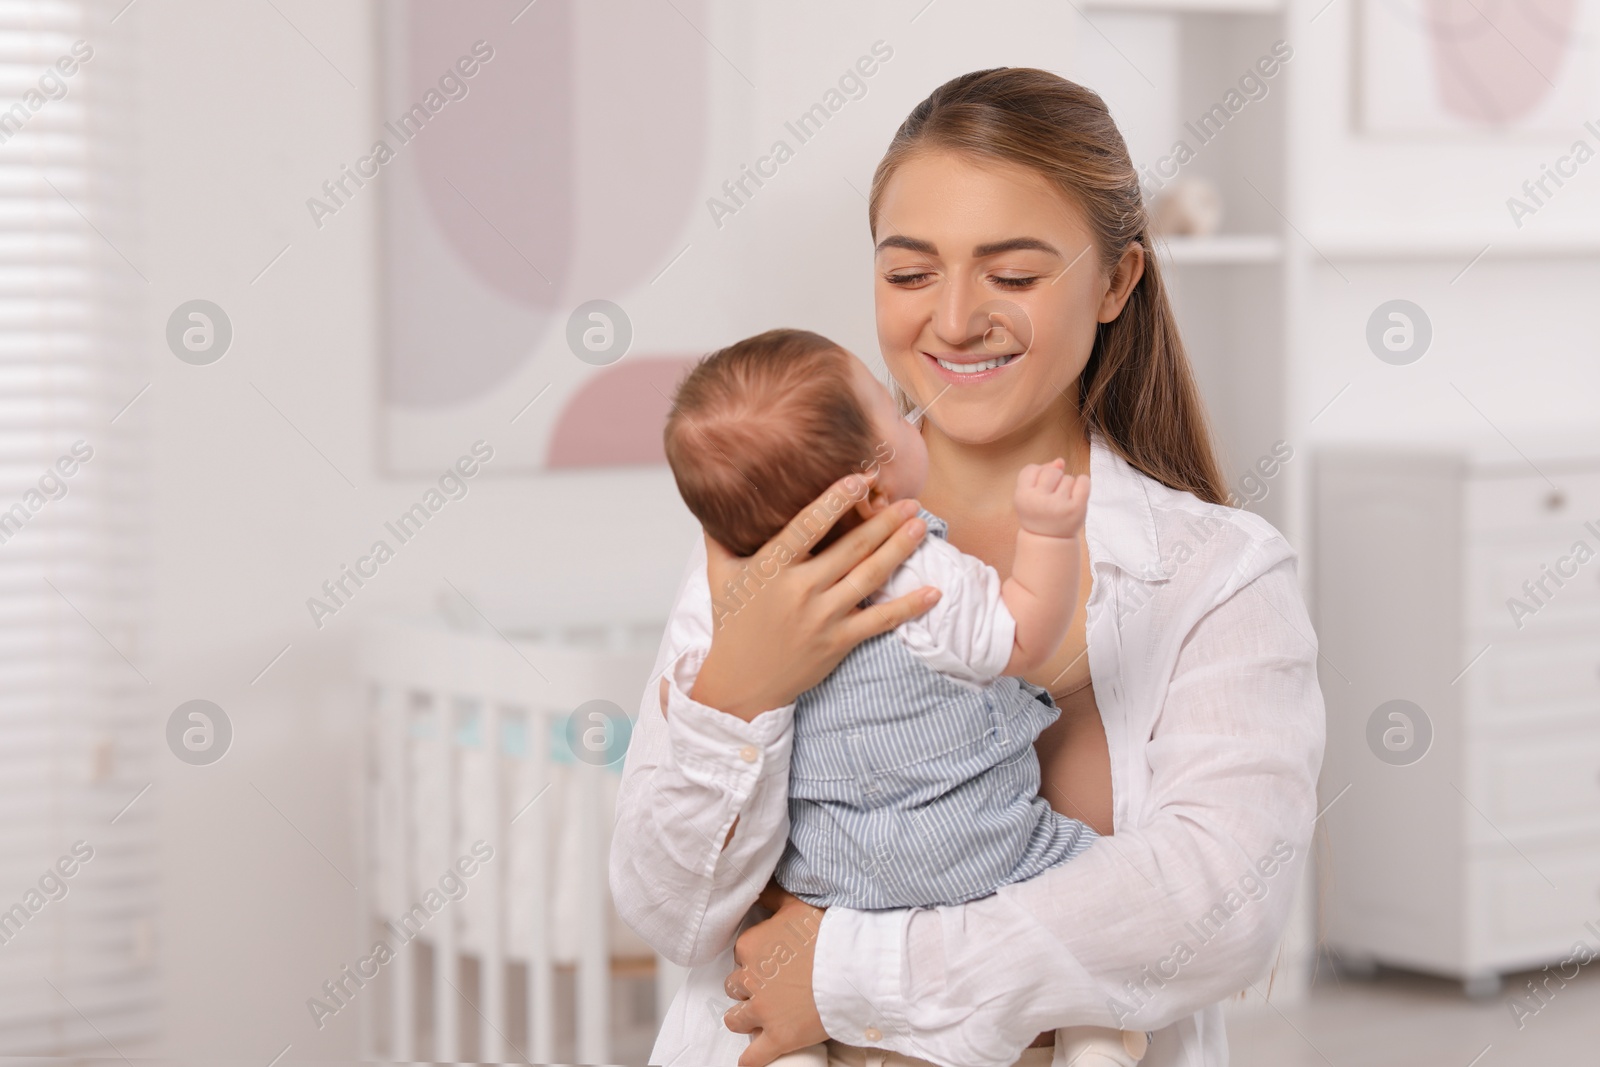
[{"xmin": 919, "ymin": 399, "xmax": 1090, "ymax": 520}]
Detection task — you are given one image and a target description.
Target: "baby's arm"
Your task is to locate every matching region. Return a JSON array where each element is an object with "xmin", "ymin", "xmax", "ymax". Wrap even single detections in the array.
[{"xmin": 1003, "ymin": 459, "xmax": 1090, "ymax": 675}]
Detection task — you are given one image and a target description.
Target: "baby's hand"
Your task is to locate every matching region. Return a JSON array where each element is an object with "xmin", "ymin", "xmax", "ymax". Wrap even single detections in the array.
[{"xmin": 1014, "ymin": 459, "xmax": 1089, "ymax": 539}]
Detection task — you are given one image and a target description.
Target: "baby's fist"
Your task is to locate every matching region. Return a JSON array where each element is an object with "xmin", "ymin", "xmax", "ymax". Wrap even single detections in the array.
[{"xmin": 1014, "ymin": 459, "xmax": 1089, "ymax": 539}]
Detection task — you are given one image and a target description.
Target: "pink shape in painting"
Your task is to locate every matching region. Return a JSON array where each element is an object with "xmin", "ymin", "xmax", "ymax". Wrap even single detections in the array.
[
  {"xmin": 387, "ymin": 0, "xmax": 708, "ymax": 412},
  {"xmin": 1425, "ymin": 0, "xmax": 1577, "ymax": 125},
  {"xmin": 547, "ymin": 356, "xmax": 701, "ymax": 469},
  {"xmin": 409, "ymin": 0, "xmax": 571, "ymax": 308}
]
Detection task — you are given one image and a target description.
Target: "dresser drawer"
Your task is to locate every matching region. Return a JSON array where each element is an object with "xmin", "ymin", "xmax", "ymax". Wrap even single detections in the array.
[
  {"xmin": 1474, "ymin": 841, "xmax": 1600, "ymax": 965},
  {"xmin": 1468, "ymin": 636, "xmax": 1600, "ymax": 722},
  {"xmin": 1467, "ymin": 539, "xmax": 1600, "ymax": 632},
  {"xmin": 1467, "ymin": 732, "xmax": 1600, "ymax": 844},
  {"xmin": 1466, "ymin": 470, "xmax": 1600, "ymax": 543}
]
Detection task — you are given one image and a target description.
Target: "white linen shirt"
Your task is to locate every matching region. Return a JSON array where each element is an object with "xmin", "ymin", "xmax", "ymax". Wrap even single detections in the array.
[{"xmin": 609, "ymin": 429, "xmax": 1327, "ymax": 1067}]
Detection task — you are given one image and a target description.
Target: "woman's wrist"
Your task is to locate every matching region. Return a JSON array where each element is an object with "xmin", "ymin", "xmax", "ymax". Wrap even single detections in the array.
[
  {"xmin": 691, "ymin": 644, "xmax": 791, "ymax": 721},
  {"xmin": 812, "ymin": 904, "xmax": 912, "ymax": 1051}
]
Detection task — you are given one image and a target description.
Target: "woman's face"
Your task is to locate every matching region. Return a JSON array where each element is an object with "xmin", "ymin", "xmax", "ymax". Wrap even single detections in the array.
[{"xmin": 872, "ymin": 150, "xmax": 1143, "ymax": 450}]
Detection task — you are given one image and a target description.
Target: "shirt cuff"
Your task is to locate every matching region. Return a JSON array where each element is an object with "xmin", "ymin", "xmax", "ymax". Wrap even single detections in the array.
[
  {"xmin": 814, "ymin": 905, "xmax": 911, "ymax": 1052},
  {"xmin": 663, "ymin": 645, "xmax": 795, "ymax": 787}
]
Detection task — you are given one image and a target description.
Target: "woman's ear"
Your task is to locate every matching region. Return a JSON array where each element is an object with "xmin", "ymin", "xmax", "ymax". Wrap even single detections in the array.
[{"xmin": 1097, "ymin": 241, "xmax": 1145, "ymax": 323}]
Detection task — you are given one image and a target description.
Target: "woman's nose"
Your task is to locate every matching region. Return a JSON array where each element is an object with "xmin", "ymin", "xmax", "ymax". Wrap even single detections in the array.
[{"xmin": 932, "ymin": 275, "xmax": 980, "ymax": 348}]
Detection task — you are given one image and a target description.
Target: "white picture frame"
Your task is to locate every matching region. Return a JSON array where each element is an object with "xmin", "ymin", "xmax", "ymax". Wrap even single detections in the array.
[{"xmin": 1358, "ymin": 0, "xmax": 1600, "ymax": 135}]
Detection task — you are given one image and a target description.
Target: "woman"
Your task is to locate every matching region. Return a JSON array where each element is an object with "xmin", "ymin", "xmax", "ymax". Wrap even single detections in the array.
[{"xmin": 611, "ymin": 68, "xmax": 1325, "ymax": 1067}]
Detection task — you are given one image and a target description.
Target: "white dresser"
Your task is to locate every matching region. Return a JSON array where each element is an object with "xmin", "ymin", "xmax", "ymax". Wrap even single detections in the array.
[{"xmin": 1314, "ymin": 438, "xmax": 1600, "ymax": 997}]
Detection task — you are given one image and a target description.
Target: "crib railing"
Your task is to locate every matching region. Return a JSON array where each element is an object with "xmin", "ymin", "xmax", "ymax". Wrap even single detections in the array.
[{"xmin": 359, "ymin": 615, "xmax": 662, "ymax": 1063}]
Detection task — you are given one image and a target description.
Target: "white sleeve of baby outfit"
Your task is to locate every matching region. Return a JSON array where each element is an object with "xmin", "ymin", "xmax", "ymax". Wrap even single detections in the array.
[{"xmin": 870, "ymin": 536, "xmax": 1017, "ymax": 684}]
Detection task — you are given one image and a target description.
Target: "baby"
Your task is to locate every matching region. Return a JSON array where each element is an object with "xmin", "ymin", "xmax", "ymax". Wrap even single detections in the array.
[{"xmin": 664, "ymin": 329, "xmax": 1148, "ymax": 1067}]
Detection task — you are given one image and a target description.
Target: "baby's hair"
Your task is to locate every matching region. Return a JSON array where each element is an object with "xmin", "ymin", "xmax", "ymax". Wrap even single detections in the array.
[{"xmin": 664, "ymin": 328, "xmax": 878, "ymax": 557}]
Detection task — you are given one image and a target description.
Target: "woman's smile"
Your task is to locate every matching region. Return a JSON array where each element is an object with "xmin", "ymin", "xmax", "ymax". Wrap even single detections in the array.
[{"xmin": 924, "ymin": 348, "xmax": 1024, "ymax": 381}]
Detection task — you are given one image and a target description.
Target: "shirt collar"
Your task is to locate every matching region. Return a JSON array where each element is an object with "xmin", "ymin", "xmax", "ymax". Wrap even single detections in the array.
[
  {"xmin": 915, "ymin": 507, "xmax": 949, "ymax": 542},
  {"xmin": 1086, "ymin": 428, "xmax": 1168, "ymax": 583}
]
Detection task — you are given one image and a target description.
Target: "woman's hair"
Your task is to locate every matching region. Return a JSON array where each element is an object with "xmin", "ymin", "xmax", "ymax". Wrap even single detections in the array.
[
  {"xmin": 868, "ymin": 67, "xmax": 1231, "ymax": 507},
  {"xmin": 663, "ymin": 328, "xmax": 877, "ymax": 557}
]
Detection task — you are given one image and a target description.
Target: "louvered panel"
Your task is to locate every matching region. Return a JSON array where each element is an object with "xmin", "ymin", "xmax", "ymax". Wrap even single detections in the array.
[{"xmin": 0, "ymin": 0, "xmax": 152, "ymax": 1054}]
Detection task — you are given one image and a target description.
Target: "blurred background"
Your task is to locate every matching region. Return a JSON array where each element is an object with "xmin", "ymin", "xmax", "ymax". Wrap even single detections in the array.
[{"xmin": 3, "ymin": 0, "xmax": 1598, "ymax": 1063}]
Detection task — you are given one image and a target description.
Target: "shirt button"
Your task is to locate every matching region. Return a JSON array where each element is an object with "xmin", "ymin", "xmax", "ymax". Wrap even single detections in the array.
[
  {"xmin": 738, "ymin": 745, "xmax": 758, "ymax": 763},
  {"xmin": 864, "ymin": 1026, "xmax": 882, "ymax": 1042}
]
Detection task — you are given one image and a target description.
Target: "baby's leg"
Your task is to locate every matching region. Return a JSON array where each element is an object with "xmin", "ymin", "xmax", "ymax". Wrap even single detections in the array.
[{"xmin": 1053, "ymin": 1025, "xmax": 1148, "ymax": 1067}]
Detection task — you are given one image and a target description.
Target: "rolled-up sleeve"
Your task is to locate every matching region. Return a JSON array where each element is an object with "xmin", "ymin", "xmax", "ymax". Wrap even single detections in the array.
[
  {"xmin": 814, "ymin": 551, "xmax": 1327, "ymax": 1067},
  {"xmin": 609, "ymin": 540, "xmax": 799, "ymax": 969}
]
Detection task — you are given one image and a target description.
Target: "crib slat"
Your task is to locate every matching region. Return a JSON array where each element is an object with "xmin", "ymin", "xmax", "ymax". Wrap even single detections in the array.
[
  {"xmin": 382, "ymin": 682, "xmax": 413, "ymax": 1062},
  {"xmin": 434, "ymin": 696, "xmax": 460, "ymax": 1059},
  {"xmin": 527, "ymin": 707, "xmax": 554, "ymax": 1064},
  {"xmin": 357, "ymin": 684, "xmax": 376, "ymax": 1062},
  {"xmin": 482, "ymin": 700, "xmax": 506, "ymax": 1062},
  {"xmin": 576, "ymin": 759, "xmax": 610, "ymax": 1064}
]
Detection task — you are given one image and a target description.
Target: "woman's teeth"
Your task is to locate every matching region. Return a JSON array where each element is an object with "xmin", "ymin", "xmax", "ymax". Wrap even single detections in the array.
[{"xmin": 935, "ymin": 353, "xmax": 1016, "ymax": 375}]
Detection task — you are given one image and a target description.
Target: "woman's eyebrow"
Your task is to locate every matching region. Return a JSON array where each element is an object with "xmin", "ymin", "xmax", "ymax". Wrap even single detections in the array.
[
  {"xmin": 972, "ymin": 237, "xmax": 1061, "ymax": 257},
  {"xmin": 875, "ymin": 235, "xmax": 1063, "ymax": 257},
  {"xmin": 875, "ymin": 234, "xmax": 938, "ymax": 255}
]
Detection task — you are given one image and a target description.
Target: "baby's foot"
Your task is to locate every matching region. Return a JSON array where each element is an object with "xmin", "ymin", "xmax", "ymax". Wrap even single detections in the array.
[{"xmin": 1014, "ymin": 458, "xmax": 1090, "ymax": 540}]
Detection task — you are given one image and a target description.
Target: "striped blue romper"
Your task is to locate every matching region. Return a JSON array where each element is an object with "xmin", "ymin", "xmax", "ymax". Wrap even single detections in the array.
[{"xmin": 774, "ymin": 510, "xmax": 1099, "ymax": 910}]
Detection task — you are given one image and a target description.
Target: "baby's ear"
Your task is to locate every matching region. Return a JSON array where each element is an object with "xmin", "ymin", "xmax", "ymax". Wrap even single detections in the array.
[{"xmin": 854, "ymin": 483, "xmax": 891, "ymax": 521}]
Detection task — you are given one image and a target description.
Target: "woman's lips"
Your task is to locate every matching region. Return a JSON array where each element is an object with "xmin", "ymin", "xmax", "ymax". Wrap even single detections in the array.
[{"xmin": 922, "ymin": 350, "xmax": 1022, "ymax": 384}]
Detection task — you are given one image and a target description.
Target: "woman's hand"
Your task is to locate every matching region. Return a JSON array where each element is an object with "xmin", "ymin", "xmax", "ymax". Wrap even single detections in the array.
[
  {"xmin": 691, "ymin": 472, "xmax": 939, "ymax": 719},
  {"xmin": 724, "ymin": 892, "xmax": 829, "ymax": 1066}
]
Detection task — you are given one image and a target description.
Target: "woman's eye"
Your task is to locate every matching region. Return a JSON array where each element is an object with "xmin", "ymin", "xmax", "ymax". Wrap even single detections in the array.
[
  {"xmin": 885, "ymin": 272, "xmax": 932, "ymax": 286},
  {"xmin": 992, "ymin": 275, "xmax": 1039, "ymax": 290}
]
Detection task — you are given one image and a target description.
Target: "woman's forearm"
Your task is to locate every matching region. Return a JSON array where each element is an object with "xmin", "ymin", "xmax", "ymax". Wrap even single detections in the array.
[
  {"xmin": 813, "ymin": 556, "xmax": 1326, "ymax": 1065},
  {"xmin": 608, "ymin": 545, "xmax": 799, "ymax": 968},
  {"xmin": 610, "ymin": 645, "xmax": 798, "ymax": 967},
  {"xmin": 818, "ymin": 805, "xmax": 1311, "ymax": 1063}
]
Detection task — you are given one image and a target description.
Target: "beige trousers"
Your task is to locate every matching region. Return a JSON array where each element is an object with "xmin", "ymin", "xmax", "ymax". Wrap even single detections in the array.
[
  {"xmin": 768, "ymin": 1040, "xmax": 1054, "ymax": 1067},
  {"xmin": 769, "ymin": 1025, "xmax": 1146, "ymax": 1067}
]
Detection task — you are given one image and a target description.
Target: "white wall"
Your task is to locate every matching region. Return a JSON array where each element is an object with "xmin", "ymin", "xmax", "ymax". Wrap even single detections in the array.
[{"xmin": 136, "ymin": 0, "xmax": 695, "ymax": 1057}]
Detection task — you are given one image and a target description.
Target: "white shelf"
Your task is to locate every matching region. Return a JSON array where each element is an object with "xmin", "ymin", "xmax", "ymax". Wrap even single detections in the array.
[
  {"xmin": 1314, "ymin": 427, "xmax": 1600, "ymax": 474},
  {"xmin": 1082, "ymin": 0, "xmax": 1283, "ymax": 12},
  {"xmin": 1156, "ymin": 233, "xmax": 1283, "ymax": 265},
  {"xmin": 1310, "ymin": 232, "xmax": 1600, "ymax": 261}
]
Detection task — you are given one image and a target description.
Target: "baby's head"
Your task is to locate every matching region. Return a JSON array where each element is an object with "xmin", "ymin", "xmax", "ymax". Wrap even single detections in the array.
[{"xmin": 664, "ymin": 328, "xmax": 927, "ymax": 557}]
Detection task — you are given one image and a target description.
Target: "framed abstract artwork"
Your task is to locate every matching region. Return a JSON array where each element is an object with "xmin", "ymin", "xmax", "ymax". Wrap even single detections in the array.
[
  {"xmin": 1358, "ymin": 0, "xmax": 1600, "ymax": 134},
  {"xmin": 375, "ymin": 0, "xmax": 709, "ymax": 472}
]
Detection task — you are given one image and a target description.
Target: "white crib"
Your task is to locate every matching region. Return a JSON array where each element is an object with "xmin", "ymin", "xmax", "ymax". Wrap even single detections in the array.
[{"xmin": 358, "ymin": 613, "xmax": 673, "ymax": 1064}]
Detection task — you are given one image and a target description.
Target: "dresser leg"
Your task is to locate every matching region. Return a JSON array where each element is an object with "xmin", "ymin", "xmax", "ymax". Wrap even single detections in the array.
[
  {"xmin": 1462, "ymin": 972, "xmax": 1501, "ymax": 999},
  {"xmin": 1332, "ymin": 951, "xmax": 1378, "ymax": 979}
]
